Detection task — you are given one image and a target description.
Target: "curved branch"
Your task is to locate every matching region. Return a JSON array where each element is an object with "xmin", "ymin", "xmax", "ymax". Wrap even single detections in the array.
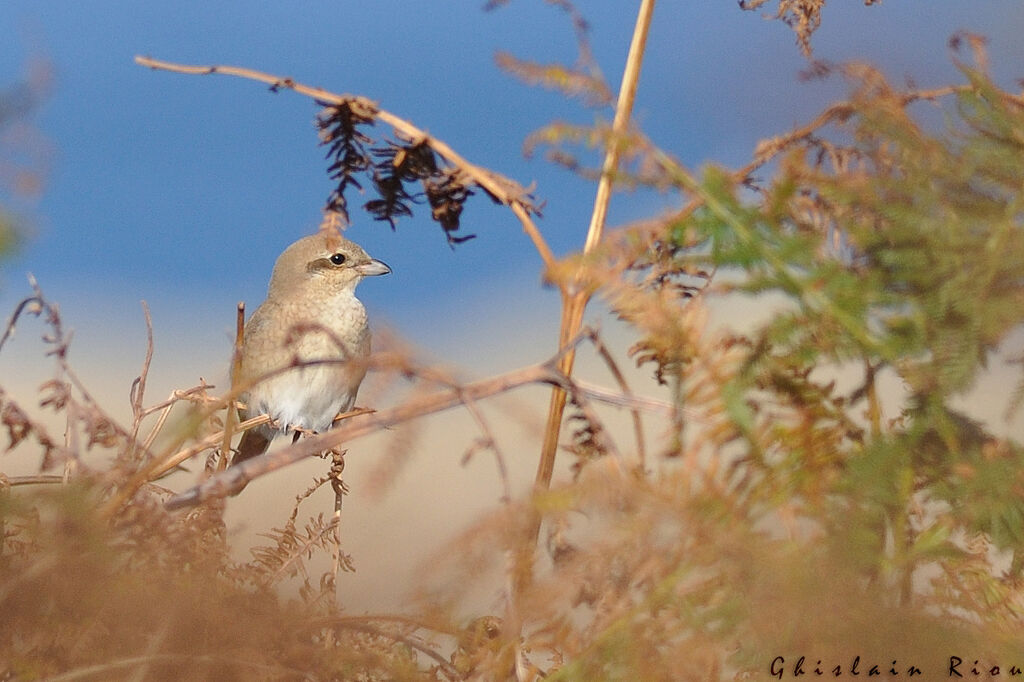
[{"xmin": 133, "ymin": 56, "xmax": 555, "ymax": 270}]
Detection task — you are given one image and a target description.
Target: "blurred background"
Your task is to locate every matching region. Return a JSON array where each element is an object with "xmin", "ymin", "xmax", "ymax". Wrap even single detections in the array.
[{"xmin": 1, "ymin": 1, "xmax": 1021, "ymax": 612}]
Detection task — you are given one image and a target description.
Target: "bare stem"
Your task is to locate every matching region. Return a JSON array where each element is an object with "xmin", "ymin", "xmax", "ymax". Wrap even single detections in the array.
[
  {"xmin": 216, "ymin": 302, "xmax": 245, "ymax": 472},
  {"xmin": 533, "ymin": 0, "xmax": 656, "ymax": 521},
  {"xmin": 127, "ymin": 301, "xmax": 155, "ymax": 461},
  {"xmin": 587, "ymin": 328, "xmax": 647, "ymax": 468},
  {"xmin": 329, "ymin": 449, "xmax": 346, "ymax": 611}
]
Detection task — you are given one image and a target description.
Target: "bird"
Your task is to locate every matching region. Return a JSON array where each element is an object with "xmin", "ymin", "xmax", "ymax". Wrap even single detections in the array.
[{"xmin": 231, "ymin": 230, "xmax": 390, "ymax": 468}]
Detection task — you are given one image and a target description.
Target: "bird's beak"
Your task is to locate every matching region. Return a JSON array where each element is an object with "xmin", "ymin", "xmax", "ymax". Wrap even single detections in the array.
[{"xmin": 356, "ymin": 259, "xmax": 391, "ymax": 277}]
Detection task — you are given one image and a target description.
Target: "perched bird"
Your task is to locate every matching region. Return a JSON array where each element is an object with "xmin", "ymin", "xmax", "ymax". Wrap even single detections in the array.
[{"xmin": 232, "ymin": 230, "xmax": 390, "ymax": 467}]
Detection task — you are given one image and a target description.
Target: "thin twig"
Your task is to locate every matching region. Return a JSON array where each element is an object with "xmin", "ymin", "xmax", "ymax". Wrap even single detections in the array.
[
  {"xmin": 0, "ymin": 292, "xmax": 43, "ymax": 353},
  {"xmin": 585, "ymin": 328, "xmax": 646, "ymax": 468},
  {"xmin": 109, "ymin": 345, "xmax": 423, "ymax": 516},
  {"xmin": 127, "ymin": 301, "xmax": 155, "ymax": 460},
  {"xmin": 105, "ymin": 342, "xmax": 374, "ymax": 516},
  {"xmin": 510, "ymin": 201, "xmax": 556, "ymax": 273},
  {"xmin": 67, "ymin": 367, "xmax": 136, "ymax": 439},
  {"xmin": 458, "ymin": 388, "xmax": 512, "ymax": 503},
  {"xmin": 328, "ymin": 448, "xmax": 346, "ymax": 610},
  {"xmin": 63, "ymin": 399, "xmax": 79, "ymax": 478},
  {"xmin": 140, "ymin": 383, "xmax": 216, "ymax": 453},
  {"xmin": 147, "ymin": 414, "xmax": 274, "ymax": 481},
  {"xmin": 138, "ymin": 383, "xmax": 216, "ymax": 420},
  {"xmin": 217, "ymin": 302, "xmax": 245, "ymax": 472},
  {"xmin": 564, "ymin": 377, "xmax": 625, "ymax": 467},
  {"xmin": 387, "ymin": 357, "xmax": 514, "ymax": 503},
  {"xmin": 99, "ymin": 411, "xmax": 272, "ymax": 518}
]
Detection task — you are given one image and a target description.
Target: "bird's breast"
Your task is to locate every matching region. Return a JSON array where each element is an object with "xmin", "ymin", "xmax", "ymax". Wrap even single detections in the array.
[{"xmin": 238, "ymin": 294, "xmax": 371, "ymax": 433}]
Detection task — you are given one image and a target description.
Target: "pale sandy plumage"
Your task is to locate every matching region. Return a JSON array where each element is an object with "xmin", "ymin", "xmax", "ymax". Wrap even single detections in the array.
[{"xmin": 232, "ymin": 231, "xmax": 390, "ymax": 466}]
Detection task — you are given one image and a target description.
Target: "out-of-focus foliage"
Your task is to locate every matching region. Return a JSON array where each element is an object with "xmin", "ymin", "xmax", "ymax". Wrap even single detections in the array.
[
  {"xmin": 0, "ymin": 211, "xmax": 13, "ymax": 261},
  {"xmin": 739, "ymin": 0, "xmax": 882, "ymax": 57},
  {"xmin": 0, "ymin": 486, "xmax": 440, "ymax": 681},
  {"xmin": 527, "ymin": 48, "xmax": 1023, "ymax": 678},
  {"xmin": 0, "ymin": 64, "xmax": 52, "ymax": 265},
  {"xmin": 0, "ymin": 81, "xmax": 30, "ymax": 260}
]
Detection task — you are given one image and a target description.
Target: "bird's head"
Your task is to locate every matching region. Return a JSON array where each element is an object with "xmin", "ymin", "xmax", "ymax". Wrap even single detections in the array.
[{"xmin": 267, "ymin": 231, "xmax": 391, "ymax": 298}]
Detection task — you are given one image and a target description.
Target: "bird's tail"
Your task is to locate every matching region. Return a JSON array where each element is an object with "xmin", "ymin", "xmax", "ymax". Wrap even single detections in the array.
[{"xmin": 232, "ymin": 428, "xmax": 272, "ymax": 467}]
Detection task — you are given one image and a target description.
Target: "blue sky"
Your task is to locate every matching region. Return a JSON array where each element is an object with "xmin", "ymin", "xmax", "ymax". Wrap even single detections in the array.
[{"xmin": 1, "ymin": 1, "xmax": 1022, "ymax": 385}]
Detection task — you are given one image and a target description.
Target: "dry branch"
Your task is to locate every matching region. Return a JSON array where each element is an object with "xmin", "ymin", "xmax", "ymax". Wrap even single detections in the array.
[
  {"xmin": 126, "ymin": 301, "xmax": 154, "ymax": 461},
  {"xmin": 216, "ymin": 302, "xmax": 246, "ymax": 473},
  {"xmin": 133, "ymin": 56, "xmax": 556, "ymax": 269}
]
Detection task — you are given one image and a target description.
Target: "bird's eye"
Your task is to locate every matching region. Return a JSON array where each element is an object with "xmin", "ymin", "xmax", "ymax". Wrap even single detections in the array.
[{"xmin": 329, "ymin": 253, "xmax": 347, "ymax": 265}]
